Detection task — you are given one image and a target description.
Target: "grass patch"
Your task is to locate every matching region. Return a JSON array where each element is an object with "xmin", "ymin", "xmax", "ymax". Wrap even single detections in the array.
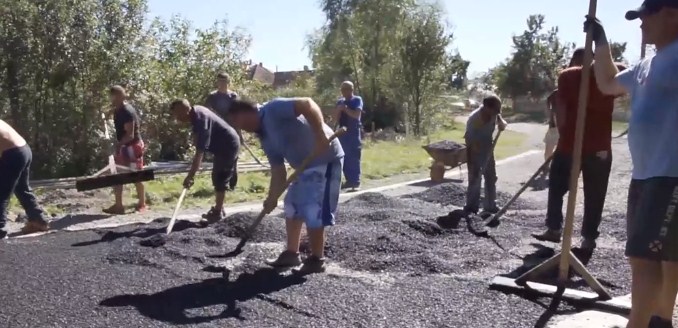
[
  {"xmin": 15, "ymin": 122, "xmax": 528, "ymax": 214},
  {"xmin": 362, "ymin": 123, "xmax": 527, "ymax": 179}
]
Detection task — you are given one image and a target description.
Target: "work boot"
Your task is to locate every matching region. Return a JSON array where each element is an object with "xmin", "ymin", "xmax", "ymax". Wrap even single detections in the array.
[
  {"xmin": 482, "ymin": 207, "xmax": 500, "ymax": 215},
  {"xmin": 201, "ymin": 207, "xmax": 226, "ymax": 223},
  {"xmin": 293, "ymin": 255, "xmax": 326, "ymax": 275},
  {"xmin": 265, "ymin": 250, "xmax": 302, "ymax": 268},
  {"xmin": 580, "ymin": 238, "xmax": 597, "ymax": 250},
  {"xmin": 649, "ymin": 316, "xmax": 673, "ymax": 328},
  {"xmin": 102, "ymin": 205, "xmax": 125, "ymax": 215},
  {"xmin": 20, "ymin": 219, "xmax": 49, "ymax": 235},
  {"xmin": 532, "ymin": 229, "xmax": 562, "ymax": 243}
]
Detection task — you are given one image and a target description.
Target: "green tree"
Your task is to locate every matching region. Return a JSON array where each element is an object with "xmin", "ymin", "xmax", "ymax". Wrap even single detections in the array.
[
  {"xmin": 398, "ymin": 3, "xmax": 452, "ymax": 135},
  {"xmin": 486, "ymin": 14, "xmax": 572, "ymax": 100},
  {"xmin": 0, "ymin": 0, "xmax": 252, "ymax": 178},
  {"xmin": 609, "ymin": 41, "xmax": 628, "ymax": 62}
]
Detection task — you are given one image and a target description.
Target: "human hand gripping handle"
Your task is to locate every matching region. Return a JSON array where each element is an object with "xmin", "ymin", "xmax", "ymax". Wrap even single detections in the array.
[
  {"xmin": 583, "ymin": 16, "xmax": 607, "ymax": 46},
  {"xmin": 261, "ymin": 127, "xmax": 348, "ymax": 215}
]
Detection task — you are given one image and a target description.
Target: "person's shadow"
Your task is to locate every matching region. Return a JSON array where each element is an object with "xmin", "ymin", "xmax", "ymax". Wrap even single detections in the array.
[{"xmin": 99, "ymin": 268, "xmax": 310, "ymax": 325}]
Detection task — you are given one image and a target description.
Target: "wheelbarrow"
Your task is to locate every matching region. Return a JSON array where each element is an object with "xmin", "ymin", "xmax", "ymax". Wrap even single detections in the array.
[{"xmin": 422, "ymin": 141, "xmax": 467, "ymax": 183}]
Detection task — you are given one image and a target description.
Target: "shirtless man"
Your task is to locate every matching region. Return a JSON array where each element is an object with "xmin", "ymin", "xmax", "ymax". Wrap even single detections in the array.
[{"xmin": 0, "ymin": 120, "xmax": 50, "ymax": 238}]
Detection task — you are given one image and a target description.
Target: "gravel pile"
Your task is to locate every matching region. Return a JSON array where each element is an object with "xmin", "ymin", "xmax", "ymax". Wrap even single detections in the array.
[
  {"xmin": 406, "ymin": 182, "xmax": 538, "ymax": 210},
  {"xmin": 425, "ymin": 140, "xmax": 465, "ymax": 150}
]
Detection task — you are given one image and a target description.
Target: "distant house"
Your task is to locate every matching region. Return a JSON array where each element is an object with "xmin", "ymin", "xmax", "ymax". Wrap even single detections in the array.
[
  {"xmin": 245, "ymin": 62, "xmax": 275, "ymax": 85},
  {"xmin": 272, "ymin": 65, "xmax": 315, "ymax": 89}
]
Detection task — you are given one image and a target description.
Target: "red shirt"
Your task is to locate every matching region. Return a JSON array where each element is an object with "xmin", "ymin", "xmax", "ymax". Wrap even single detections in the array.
[{"xmin": 556, "ymin": 66, "xmax": 615, "ymax": 155}]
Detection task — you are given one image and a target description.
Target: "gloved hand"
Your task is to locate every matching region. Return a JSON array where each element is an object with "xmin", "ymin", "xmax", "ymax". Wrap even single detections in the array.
[
  {"xmin": 583, "ymin": 16, "xmax": 608, "ymax": 46},
  {"xmin": 183, "ymin": 176, "xmax": 194, "ymax": 189}
]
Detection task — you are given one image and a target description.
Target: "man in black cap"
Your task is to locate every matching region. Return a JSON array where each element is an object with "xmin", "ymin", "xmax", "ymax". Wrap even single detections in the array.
[{"xmin": 585, "ymin": 1, "xmax": 678, "ymax": 327}]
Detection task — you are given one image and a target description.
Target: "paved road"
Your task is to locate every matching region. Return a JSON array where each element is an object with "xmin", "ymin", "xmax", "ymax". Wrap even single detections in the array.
[{"xmin": 0, "ymin": 138, "xmax": 638, "ymax": 327}]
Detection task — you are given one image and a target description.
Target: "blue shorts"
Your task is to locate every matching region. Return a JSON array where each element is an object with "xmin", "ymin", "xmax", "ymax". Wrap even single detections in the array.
[{"xmin": 283, "ymin": 159, "xmax": 343, "ymax": 229}]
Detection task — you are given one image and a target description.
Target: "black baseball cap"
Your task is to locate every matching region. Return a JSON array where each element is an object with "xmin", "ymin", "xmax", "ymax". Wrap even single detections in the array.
[{"xmin": 626, "ymin": 0, "xmax": 678, "ymax": 20}]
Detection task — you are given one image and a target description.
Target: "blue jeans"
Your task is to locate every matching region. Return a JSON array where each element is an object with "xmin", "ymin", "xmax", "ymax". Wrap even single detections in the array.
[
  {"xmin": 464, "ymin": 147, "xmax": 497, "ymax": 213},
  {"xmin": 283, "ymin": 159, "xmax": 343, "ymax": 229},
  {"xmin": 0, "ymin": 145, "xmax": 46, "ymax": 231}
]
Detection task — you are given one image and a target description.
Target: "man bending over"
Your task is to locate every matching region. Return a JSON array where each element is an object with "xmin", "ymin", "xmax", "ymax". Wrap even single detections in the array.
[
  {"xmin": 229, "ymin": 97, "xmax": 344, "ymax": 274},
  {"xmin": 170, "ymin": 99, "xmax": 240, "ymax": 223},
  {"xmin": 463, "ymin": 95, "xmax": 507, "ymax": 215},
  {"xmin": 0, "ymin": 120, "xmax": 50, "ymax": 237}
]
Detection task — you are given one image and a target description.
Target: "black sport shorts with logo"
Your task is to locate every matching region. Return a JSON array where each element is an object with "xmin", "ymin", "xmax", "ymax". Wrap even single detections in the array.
[{"xmin": 626, "ymin": 177, "xmax": 678, "ymax": 261}]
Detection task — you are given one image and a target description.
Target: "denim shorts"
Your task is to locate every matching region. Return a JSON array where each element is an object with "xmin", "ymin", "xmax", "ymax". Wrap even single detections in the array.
[{"xmin": 283, "ymin": 159, "xmax": 343, "ymax": 229}]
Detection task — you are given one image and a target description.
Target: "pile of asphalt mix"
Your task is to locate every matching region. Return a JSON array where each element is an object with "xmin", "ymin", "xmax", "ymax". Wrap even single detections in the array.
[
  {"xmin": 425, "ymin": 140, "xmax": 465, "ymax": 150},
  {"xmin": 405, "ymin": 182, "xmax": 538, "ymax": 210}
]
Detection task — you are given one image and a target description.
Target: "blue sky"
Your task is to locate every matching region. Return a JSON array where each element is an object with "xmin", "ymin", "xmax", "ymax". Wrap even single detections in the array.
[{"xmin": 147, "ymin": 0, "xmax": 644, "ymax": 76}]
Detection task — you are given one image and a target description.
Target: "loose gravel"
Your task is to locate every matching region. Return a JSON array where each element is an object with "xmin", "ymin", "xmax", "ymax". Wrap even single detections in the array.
[{"xmin": 0, "ymin": 141, "xmax": 637, "ymax": 327}]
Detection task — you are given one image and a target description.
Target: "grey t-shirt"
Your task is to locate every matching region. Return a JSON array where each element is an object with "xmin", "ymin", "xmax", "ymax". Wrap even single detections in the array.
[
  {"xmin": 464, "ymin": 106, "xmax": 496, "ymax": 149},
  {"xmin": 190, "ymin": 105, "xmax": 240, "ymax": 159},
  {"xmin": 205, "ymin": 90, "xmax": 238, "ymax": 120}
]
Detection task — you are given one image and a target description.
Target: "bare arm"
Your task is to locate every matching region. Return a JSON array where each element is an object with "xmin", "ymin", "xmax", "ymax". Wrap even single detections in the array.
[
  {"xmin": 119, "ymin": 121, "xmax": 135, "ymax": 144},
  {"xmin": 593, "ymin": 44, "xmax": 627, "ymax": 96},
  {"xmin": 267, "ymin": 164, "xmax": 288, "ymax": 200},
  {"xmin": 294, "ymin": 98, "xmax": 327, "ymax": 139}
]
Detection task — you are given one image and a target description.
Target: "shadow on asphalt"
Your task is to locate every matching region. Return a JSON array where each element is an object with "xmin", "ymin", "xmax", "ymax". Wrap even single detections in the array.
[
  {"xmin": 49, "ymin": 214, "xmax": 112, "ymax": 230},
  {"xmin": 99, "ymin": 268, "xmax": 310, "ymax": 325},
  {"xmin": 499, "ymin": 243, "xmax": 620, "ymax": 290},
  {"xmin": 520, "ymin": 173, "xmax": 549, "ymax": 192},
  {"xmin": 71, "ymin": 220, "xmax": 208, "ymax": 247}
]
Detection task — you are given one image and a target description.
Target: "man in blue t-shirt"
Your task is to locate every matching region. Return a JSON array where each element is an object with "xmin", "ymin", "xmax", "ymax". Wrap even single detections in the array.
[
  {"xmin": 229, "ymin": 97, "xmax": 344, "ymax": 275},
  {"xmin": 170, "ymin": 99, "xmax": 240, "ymax": 223},
  {"xmin": 205, "ymin": 72, "xmax": 240, "ymax": 190},
  {"xmin": 334, "ymin": 81, "xmax": 363, "ymax": 191},
  {"xmin": 586, "ymin": 4, "xmax": 678, "ymax": 327}
]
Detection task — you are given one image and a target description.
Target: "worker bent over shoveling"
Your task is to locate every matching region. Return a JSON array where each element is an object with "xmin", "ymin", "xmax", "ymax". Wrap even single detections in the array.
[
  {"xmin": 229, "ymin": 97, "xmax": 344, "ymax": 275},
  {"xmin": 463, "ymin": 95, "xmax": 507, "ymax": 215},
  {"xmin": 170, "ymin": 99, "xmax": 240, "ymax": 223},
  {"xmin": 0, "ymin": 119, "xmax": 50, "ymax": 238}
]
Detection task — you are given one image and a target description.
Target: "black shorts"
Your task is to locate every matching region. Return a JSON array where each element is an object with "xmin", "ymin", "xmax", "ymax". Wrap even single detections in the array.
[
  {"xmin": 211, "ymin": 154, "xmax": 237, "ymax": 192},
  {"xmin": 625, "ymin": 177, "xmax": 678, "ymax": 261}
]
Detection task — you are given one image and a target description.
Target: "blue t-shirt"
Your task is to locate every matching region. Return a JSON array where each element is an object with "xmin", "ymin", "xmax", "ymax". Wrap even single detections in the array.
[
  {"xmin": 337, "ymin": 95, "xmax": 363, "ymax": 136},
  {"xmin": 615, "ymin": 40, "xmax": 678, "ymax": 179},
  {"xmin": 258, "ymin": 98, "xmax": 344, "ymax": 169},
  {"xmin": 464, "ymin": 106, "xmax": 497, "ymax": 149}
]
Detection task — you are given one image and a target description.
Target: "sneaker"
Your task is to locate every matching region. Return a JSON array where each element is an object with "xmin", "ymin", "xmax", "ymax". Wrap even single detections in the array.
[
  {"xmin": 0, "ymin": 230, "xmax": 7, "ymax": 239},
  {"xmin": 293, "ymin": 256, "xmax": 326, "ymax": 275},
  {"xmin": 649, "ymin": 316, "xmax": 673, "ymax": 328},
  {"xmin": 349, "ymin": 183, "xmax": 361, "ymax": 192},
  {"xmin": 20, "ymin": 220, "xmax": 49, "ymax": 235},
  {"xmin": 265, "ymin": 250, "xmax": 302, "ymax": 268},
  {"xmin": 201, "ymin": 207, "xmax": 226, "ymax": 223},
  {"xmin": 532, "ymin": 229, "xmax": 562, "ymax": 243}
]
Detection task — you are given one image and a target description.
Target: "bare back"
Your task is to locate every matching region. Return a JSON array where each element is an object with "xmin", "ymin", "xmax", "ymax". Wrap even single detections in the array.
[{"xmin": 0, "ymin": 120, "xmax": 27, "ymax": 153}]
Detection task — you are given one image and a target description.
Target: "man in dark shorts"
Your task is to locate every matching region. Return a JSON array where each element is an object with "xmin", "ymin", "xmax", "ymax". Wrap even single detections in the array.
[
  {"xmin": 170, "ymin": 99, "xmax": 240, "ymax": 222},
  {"xmin": 205, "ymin": 72, "xmax": 240, "ymax": 190},
  {"xmin": 0, "ymin": 120, "xmax": 50, "ymax": 237},
  {"xmin": 103, "ymin": 85, "xmax": 146, "ymax": 215},
  {"xmin": 587, "ymin": 2, "xmax": 678, "ymax": 327},
  {"xmin": 533, "ymin": 50, "xmax": 627, "ymax": 253}
]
